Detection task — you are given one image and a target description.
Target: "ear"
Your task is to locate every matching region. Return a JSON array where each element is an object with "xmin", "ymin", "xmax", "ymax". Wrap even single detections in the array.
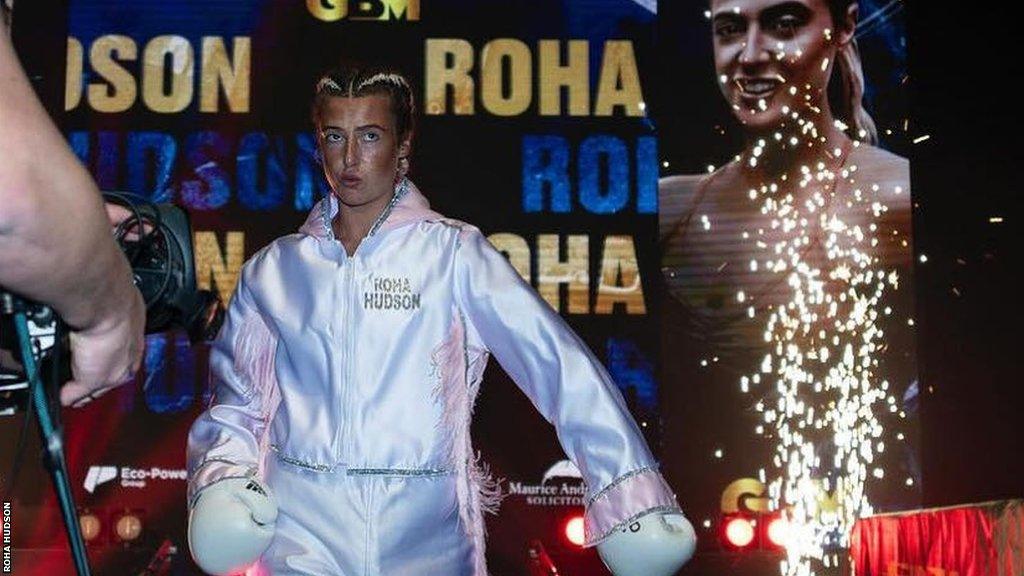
[
  {"xmin": 838, "ymin": 3, "xmax": 858, "ymax": 46},
  {"xmin": 397, "ymin": 135, "xmax": 412, "ymax": 159}
]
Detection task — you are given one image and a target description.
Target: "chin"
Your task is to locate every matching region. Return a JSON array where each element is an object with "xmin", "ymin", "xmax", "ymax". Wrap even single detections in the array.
[{"xmin": 734, "ymin": 109, "xmax": 788, "ymax": 137}]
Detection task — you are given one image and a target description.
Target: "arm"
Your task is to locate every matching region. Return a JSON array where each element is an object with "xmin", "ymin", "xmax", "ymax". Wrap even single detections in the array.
[
  {"xmin": 186, "ymin": 270, "xmax": 279, "ymax": 575},
  {"xmin": 0, "ymin": 28, "xmax": 144, "ymax": 405},
  {"xmin": 187, "ymin": 270, "xmax": 279, "ymax": 505},
  {"xmin": 453, "ymin": 226, "xmax": 681, "ymax": 545}
]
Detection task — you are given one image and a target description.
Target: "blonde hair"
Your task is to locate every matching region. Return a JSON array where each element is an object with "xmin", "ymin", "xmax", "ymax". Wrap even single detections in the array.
[
  {"xmin": 829, "ymin": 0, "xmax": 879, "ymax": 145},
  {"xmin": 312, "ymin": 64, "xmax": 416, "ymax": 140},
  {"xmin": 836, "ymin": 38, "xmax": 878, "ymax": 145}
]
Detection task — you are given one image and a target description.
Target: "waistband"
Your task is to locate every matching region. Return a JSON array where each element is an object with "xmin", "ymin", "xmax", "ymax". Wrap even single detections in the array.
[{"xmin": 270, "ymin": 444, "xmax": 452, "ymax": 477}]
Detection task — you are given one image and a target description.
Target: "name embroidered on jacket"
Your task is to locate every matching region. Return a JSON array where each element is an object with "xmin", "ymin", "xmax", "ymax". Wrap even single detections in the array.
[{"xmin": 364, "ymin": 276, "xmax": 421, "ymax": 311}]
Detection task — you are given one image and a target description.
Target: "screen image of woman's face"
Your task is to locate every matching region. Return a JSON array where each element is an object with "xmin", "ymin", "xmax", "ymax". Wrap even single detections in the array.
[{"xmin": 711, "ymin": 0, "xmax": 849, "ymax": 135}]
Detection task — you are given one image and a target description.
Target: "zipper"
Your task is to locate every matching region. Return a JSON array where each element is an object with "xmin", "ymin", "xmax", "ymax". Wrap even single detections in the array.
[
  {"xmin": 341, "ymin": 255, "xmax": 357, "ymax": 462},
  {"xmin": 332, "ymin": 252, "xmax": 351, "ymax": 461}
]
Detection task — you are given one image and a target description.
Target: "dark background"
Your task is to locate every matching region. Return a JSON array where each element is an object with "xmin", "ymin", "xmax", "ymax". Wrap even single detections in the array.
[
  {"xmin": 5, "ymin": 0, "xmax": 1023, "ymax": 574},
  {"xmin": 904, "ymin": 1, "xmax": 1024, "ymax": 505}
]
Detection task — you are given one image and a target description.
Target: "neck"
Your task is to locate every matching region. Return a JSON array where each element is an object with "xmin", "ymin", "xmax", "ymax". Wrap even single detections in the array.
[
  {"xmin": 740, "ymin": 100, "xmax": 851, "ymax": 182},
  {"xmin": 331, "ymin": 186, "xmax": 397, "ymax": 249}
]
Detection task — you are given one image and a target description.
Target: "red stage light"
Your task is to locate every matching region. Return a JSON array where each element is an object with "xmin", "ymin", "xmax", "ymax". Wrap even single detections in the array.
[
  {"xmin": 723, "ymin": 516, "xmax": 756, "ymax": 548},
  {"xmin": 765, "ymin": 516, "xmax": 789, "ymax": 548},
  {"xmin": 564, "ymin": 515, "xmax": 586, "ymax": 547}
]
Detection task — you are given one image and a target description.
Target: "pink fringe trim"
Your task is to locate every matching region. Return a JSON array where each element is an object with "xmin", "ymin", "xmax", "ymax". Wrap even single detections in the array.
[
  {"xmin": 432, "ymin": 309, "xmax": 502, "ymax": 576},
  {"xmin": 233, "ymin": 309, "xmax": 280, "ymax": 480}
]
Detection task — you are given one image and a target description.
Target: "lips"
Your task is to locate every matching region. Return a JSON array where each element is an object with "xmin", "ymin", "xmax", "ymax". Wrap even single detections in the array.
[
  {"xmin": 339, "ymin": 174, "xmax": 362, "ymax": 187},
  {"xmin": 734, "ymin": 76, "xmax": 784, "ymax": 99}
]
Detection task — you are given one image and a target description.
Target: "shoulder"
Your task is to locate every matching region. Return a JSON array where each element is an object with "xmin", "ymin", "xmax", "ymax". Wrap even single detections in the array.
[
  {"xmin": 238, "ymin": 233, "xmax": 305, "ymax": 285},
  {"xmin": 847, "ymin": 143, "xmax": 911, "ymax": 201},
  {"xmin": 416, "ymin": 217, "xmax": 484, "ymax": 244},
  {"xmin": 659, "ymin": 167, "xmax": 732, "ymax": 239}
]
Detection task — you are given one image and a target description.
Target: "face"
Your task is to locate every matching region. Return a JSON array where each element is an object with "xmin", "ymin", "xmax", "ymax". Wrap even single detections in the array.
[
  {"xmin": 711, "ymin": 0, "xmax": 854, "ymax": 134},
  {"xmin": 315, "ymin": 93, "xmax": 411, "ymax": 210}
]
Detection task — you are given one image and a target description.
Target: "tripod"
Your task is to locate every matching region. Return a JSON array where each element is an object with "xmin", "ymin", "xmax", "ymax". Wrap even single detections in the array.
[{"xmin": 2, "ymin": 292, "xmax": 92, "ymax": 576}]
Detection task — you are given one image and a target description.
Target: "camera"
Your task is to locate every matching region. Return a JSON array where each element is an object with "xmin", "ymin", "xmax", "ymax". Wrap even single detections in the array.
[{"xmin": 0, "ymin": 195, "xmax": 224, "ymax": 410}]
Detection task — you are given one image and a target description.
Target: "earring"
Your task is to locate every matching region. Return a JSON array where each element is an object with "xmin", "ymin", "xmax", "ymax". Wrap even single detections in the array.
[{"xmin": 398, "ymin": 156, "xmax": 410, "ymax": 176}]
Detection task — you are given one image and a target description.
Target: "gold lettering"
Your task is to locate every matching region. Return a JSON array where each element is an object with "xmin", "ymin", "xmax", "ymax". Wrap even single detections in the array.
[
  {"xmin": 142, "ymin": 35, "xmax": 194, "ymax": 114},
  {"xmin": 194, "ymin": 231, "xmax": 245, "ymax": 304},
  {"xmin": 307, "ymin": 0, "xmax": 347, "ymax": 21},
  {"xmin": 425, "ymin": 39, "xmax": 475, "ymax": 115},
  {"xmin": 537, "ymin": 234, "xmax": 588, "ymax": 313},
  {"xmin": 200, "ymin": 37, "xmax": 250, "ymax": 113},
  {"xmin": 487, "ymin": 233, "xmax": 531, "ymax": 282},
  {"xmin": 65, "ymin": 37, "xmax": 83, "ymax": 111},
  {"xmin": 595, "ymin": 235, "xmax": 645, "ymax": 314},
  {"xmin": 480, "ymin": 39, "xmax": 531, "ymax": 116},
  {"xmin": 594, "ymin": 40, "xmax": 643, "ymax": 117},
  {"xmin": 87, "ymin": 35, "xmax": 137, "ymax": 113},
  {"xmin": 538, "ymin": 40, "xmax": 589, "ymax": 116},
  {"xmin": 376, "ymin": 0, "xmax": 419, "ymax": 20}
]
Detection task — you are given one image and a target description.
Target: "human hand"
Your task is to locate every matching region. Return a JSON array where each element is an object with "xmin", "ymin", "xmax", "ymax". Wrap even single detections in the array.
[
  {"xmin": 105, "ymin": 202, "xmax": 152, "ymax": 241},
  {"xmin": 60, "ymin": 284, "xmax": 145, "ymax": 407}
]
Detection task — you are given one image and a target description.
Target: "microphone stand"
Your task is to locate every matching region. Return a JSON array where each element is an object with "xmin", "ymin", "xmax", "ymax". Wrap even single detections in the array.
[{"xmin": 2, "ymin": 292, "xmax": 92, "ymax": 576}]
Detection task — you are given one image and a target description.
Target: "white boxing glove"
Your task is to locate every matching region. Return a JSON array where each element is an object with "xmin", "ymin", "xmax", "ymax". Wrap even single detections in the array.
[
  {"xmin": 188, "ymin": 476, "xmax": 278, "ymax": 576},
  {"xmin": 597, "ymin": 510, "xmax": 697, "ymax": 576}
]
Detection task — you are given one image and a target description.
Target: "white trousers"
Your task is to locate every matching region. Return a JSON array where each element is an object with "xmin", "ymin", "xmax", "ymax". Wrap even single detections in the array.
[{"xmin": 256, "ymin": 455, "xmax": 476, "ymax": 575}]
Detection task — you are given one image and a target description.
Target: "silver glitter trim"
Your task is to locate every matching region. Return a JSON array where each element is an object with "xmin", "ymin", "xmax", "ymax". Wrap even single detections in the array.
[
  {"xmin": 367, "ymin": 177, "xmax": 409, "ymax": 237},
  {"xmin": 273, "ymin": 447, "xmax": 335, "ymax": 473},
  {"xmin": 189, "ymin": 466, "xmax": 259, "ymax": 508},
  {"xmin": 271, "ymin": 445, "xmax": 450, "ymax": 477},
  {"xmin": 320, "ymin": 178, "xmax": 409, "ymax": 241},
  {"xmin": 347, "ymin": 467, "xmax": 451, "ymax": 477},
  {"xmin": 320, "ymin": 195, "xmax": 334, "ymax": 239},
  {"xmin": 585, "ymin": 465, "xmax": 661, "ymax": 507},
  {"xmin": 584, "ymin": 504, "xmax": 684, "ymax": 546}
]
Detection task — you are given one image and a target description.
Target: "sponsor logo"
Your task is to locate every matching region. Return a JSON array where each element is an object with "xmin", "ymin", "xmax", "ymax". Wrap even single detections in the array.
[
  {"xmin": 509, "ymin": 460, "xmax": 586, "ymax": 507},
  {"xmin": 84, "ymin": 466, "xmax": 118, "ymax": 494},
  {"xmin": 306, "ymin": 0, "xmax": 420, "ymax": 22},
  {"xmin": 541, "ymin": 460, "xmax": 582, "ymax": 484},
  {"xmin": 83, "ymin": 465, "xmax": 187, "ymax": 493}
]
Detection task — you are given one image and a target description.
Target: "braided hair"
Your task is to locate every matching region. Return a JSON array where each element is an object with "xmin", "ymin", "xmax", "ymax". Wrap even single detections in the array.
[{"xmin": 312, "ymin": 64, "xmax": 416, "ymax": 141}]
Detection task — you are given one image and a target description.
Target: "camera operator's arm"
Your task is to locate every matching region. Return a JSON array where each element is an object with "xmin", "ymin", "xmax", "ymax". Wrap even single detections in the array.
[{"xmin": 0, "ymin": 28, "xmax": 144, "ymax": 406}]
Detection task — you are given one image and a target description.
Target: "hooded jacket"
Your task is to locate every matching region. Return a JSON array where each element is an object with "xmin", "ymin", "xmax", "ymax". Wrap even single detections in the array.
[{"xmin": 187, "ymin": 180, "xmax": 681, "ymax": 573}]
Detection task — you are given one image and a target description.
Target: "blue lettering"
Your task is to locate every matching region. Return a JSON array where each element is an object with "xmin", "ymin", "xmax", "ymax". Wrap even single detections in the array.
[
  {"xmin": 179, "ymin": 130, "xmax": 232, "ymax": 210},
  {"xmin": 522, "ymin": 135, "xmax": 571, "ymax": 213},
  {"xmin": 579, "ymin": 135, "xmax": 629, "ymax": 214},
  {"xmin": 126, "ymin": 131, "xmax": 176, "ymax": 202},
  {"xmin": 237, "ymin": 132, "xmax": 287, "ymax": 211}
]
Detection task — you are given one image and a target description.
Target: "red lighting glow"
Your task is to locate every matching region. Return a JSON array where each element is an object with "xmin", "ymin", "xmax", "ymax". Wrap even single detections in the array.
[
  {"xmin": 564, "ymin": 515, "xmax": 586, "ymax": 547},
  {"xmin": 724, "ymin": 517, "xmax": 756, "ymax": 548}
]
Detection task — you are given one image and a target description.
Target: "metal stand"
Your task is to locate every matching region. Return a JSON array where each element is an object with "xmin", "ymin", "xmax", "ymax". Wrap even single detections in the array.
[{"xmin": 3, "ymin": 294, "xmax": 91, "ymax": 575}]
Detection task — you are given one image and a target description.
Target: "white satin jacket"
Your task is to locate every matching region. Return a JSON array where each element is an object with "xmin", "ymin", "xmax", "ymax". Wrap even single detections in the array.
[{"xmin": 187, "ymin": 180, "xmax": 681, "ymax": 573}]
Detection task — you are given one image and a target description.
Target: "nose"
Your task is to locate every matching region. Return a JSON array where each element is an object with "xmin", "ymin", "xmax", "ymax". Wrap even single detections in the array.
[
  {"xmin": 343, "ymin": 138, "xmax": 358, "ymax": 167},
  {"xmin": 738, "ymin": 25, "xmax": 771, "ymax": 67}
]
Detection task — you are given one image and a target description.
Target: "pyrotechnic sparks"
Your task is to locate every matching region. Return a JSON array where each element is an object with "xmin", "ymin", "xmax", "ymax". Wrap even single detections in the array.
[{"xmin": 725, "ymin": 76, "xmax": 911, "ymax": 575}]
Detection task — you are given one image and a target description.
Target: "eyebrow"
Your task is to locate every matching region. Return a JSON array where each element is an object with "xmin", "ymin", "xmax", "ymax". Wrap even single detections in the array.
[
  {"xmin": 760, "ymin": 1, "xmax": 813, "ymax": 22},
  {"xmin": 712, "ymin": 1, "xmax": 810, "ymax": 21},
  {"xmin": 320, "ymin": 124, "xmax": 389, "ymax": 132},
  {"xmin": 711, "ymin": 10, "xmax": 744, "ymax": 25}
]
